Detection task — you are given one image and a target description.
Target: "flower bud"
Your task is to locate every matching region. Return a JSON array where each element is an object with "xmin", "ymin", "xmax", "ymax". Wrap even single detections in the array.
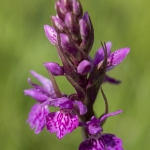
[
  {"xmin": 80, "ymin": 12, "xmax": 94, "ymax": 54},
  {"xmin": 52, "ymin": 16, "xmax": 65, "ymax": 32},
  {"xmin": 44, "ymin": 62, "xmax": 64, "ymax": 76},
  {"xmin": 77, "ymin": 60, "xmax": 91, "ymax": 75},
  {"xmin": 65, "ymin": 12, "xmax": 79, "ymax": 36},
  {"xmin": 55, "ymin": 1, "xmax": 67, "ymax": 20},
  {"xmin": 61, "ymin": 0, "xmax": 72, "ymax": 11},
  {"xmin": 72, "ymin": 0, "xmax": 83, "ymax": 18},
  {"xmin": 44, "ymin": 25, "xmax": 57, "ymax": 45},
  {"xmin": 79, "ymin": 18, "xmax": 90, "ymax": 42}
]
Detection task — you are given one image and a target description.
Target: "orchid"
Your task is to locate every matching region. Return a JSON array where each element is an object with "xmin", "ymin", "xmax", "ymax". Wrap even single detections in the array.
[{"xmin": 24, "ymin": 0, "xmax": 130, "ymax": 149}]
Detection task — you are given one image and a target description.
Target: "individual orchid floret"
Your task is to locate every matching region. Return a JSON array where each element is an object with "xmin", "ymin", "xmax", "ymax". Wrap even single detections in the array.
[
  {"xmin": 24, "ymin": 70, "xmax": 56, "ymax": 101},
  {"xmin": 44, "ymin": 62, "xmax": 64, "ymax": 76},
  {"xmin": 44, "ymin": 25, "xmax": 58, "ymax": 45},
  {"xmin": 77, "ymin": 60, "xmax": 91, "ymax": 75},
  {"xmin": 26, "ymin": 103, "xmax": 49, "ymax": 134},
  {"xmin": 79, "ymin": 110, "xmax": 123, "ymax": 150},
  {"xmin": 44, "ymin": 97, "xmax": 87, "ymax": 139},
  {"xmin": 92, "ymin": 42, "xmax": 130, "ymax": 84},
  {"xmin": 93, "ymin": 42, "xmax": 130, "ymax": 69}
]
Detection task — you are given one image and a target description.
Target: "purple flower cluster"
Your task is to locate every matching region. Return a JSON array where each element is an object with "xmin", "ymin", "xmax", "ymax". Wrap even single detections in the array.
[{"xmin": 24, "ymin": 0, "xmax": 130, "ymax": 149}]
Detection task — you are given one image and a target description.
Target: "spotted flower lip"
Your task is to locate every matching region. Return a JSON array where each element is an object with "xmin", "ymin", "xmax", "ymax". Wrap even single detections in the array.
[
  {"xmin": 46, "ymin": 108, "xmax": 79, "ymax": 139},
  {"xmin": 79, "ymin": 133, "xmax": 123, "ymax": 150},
  {"xmin": 43, "ymin": 97, "xmax": 87, "ymax": 139}
]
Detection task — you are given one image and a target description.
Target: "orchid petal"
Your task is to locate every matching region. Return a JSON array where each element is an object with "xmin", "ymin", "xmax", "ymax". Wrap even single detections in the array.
[
  {"xmin": 27, "ymin": 103, "xmax": 49, "ymax": 134},
  {"xmin": 74, "ymin": 101, "xmax": 87, "ymax": 115},
  {"xmin": 46, "ymin": 109, "xmax": 79, "ymax": 139},
  {"xmin": 93, "ymin": 42, "xmax": 112, "ymax": 66},
  {"xmin": 30, "ymin": 70, "xmax": 55, "ymax": 95},
  {"xmin": 107, "ymin": 48, "xmax": 130, "ymax": 70},
  {"xmin": 24, "ymin": 89, "xmax": 48, "ymax": 102}
]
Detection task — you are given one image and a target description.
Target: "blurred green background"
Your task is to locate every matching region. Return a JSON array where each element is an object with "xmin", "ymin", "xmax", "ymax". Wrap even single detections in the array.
[{"xmin": 1, "ymin": 0, "xmax": 150, "ymax": 149}]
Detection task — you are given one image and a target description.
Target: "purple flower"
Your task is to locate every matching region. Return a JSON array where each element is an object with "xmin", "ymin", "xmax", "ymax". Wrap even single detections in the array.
[
  {"xmin": 44, "ymin": 97, "xmax": 87, "ymax": 139},
  {"xmin": 93, "ymin": 42, "xmax": 130, "ymax": 69},
  {"xmin": 79, "ymin": 110, "xmax": 123, "ymax": 150},
  {"xmin": 24, "ymin": 70, "xmax": 56, "ymax": 133},
  {"xmin": 93, "ymin": 42, "xmax": 130, "ymax": 84},
  {"xmin": 26, "ymin": 103, "xmax": 49, "ymax": 134}
]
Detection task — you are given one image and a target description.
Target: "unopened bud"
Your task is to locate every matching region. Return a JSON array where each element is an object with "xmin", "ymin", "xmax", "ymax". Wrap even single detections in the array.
[
  {"xmin": 44, "ymin": 25, "xmax": 57, "ymax": 45},
  {"xmin": 77, "ymin": 60, "xmax": 91, "ymax": 75},
  {"xmin": 52, "ymin": 16, "xmax": 65, "ymax": 32},
  {"xmin": 79, "ymin": 18, "xmax": 90, "ymax": 42},
  {"xmin": 56, "ymin": 1, "xmax": 67, "ymax": 20},
  {"xmin": 72, "ymin": 0, "xmax": 83, "ymax": 18},
  {"xmin": 65, "ymin": 12, "xmax": 79, "ymax": 36},
  {"xmin": 44, "ymin": 62, "xmax": 64, "ymax": 76}
]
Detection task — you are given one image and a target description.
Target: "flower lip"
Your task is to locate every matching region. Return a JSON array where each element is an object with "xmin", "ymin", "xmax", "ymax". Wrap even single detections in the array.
[{"xmin": 45, "ymin": 108, "xmax": 79, "ymax": 139}]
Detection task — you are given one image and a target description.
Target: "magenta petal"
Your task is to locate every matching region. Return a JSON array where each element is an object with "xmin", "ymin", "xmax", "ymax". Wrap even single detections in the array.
[
  {"xmin": 93, "ymin": 42, "xmax": 112, "ymax": 66},
  {"xmin": 79, "ymin": 134, "xmax": 123, "ymax": 150},
  {"xmin": 103, "ymin": 75, "xmax": 121, "ymax": 84},
  {"xmin": 24, "ymin": 89, "xmax": 48, "ymax": 102},
  {"xmin": 108, "ymin": 48, "xmax": 130, "ymax": 67},
  {"xmin": 46, "ymin": 109, "xmax": 79, "ymax": 139},
  {"xmin": 74, "ymin": 101, "xmax": 87, "ymax": 115},
  {"xmin": 27, "ymin": 103, "xmax": 49, "ymax": 134},
  {"xmin": 44, "ymin": 25, "xmax": 57, "ymax": 45},
  {"xmin": 30, "ymin": 70, "xmax": 55, "ymax": 95},
  {"xmin": 100, "ymin": 110, "xmax": 122, "ymax": 122},
  {"xmin": 102, "ymin": 134, "xmax": 123, "ymax": 150},
  {"xmin": 79, "ymin": 134, "xmax": 105, "ymax": 150},
  {"xmin": 87, "ymin": 116, "xmax": 102, "ymax": 135}
]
